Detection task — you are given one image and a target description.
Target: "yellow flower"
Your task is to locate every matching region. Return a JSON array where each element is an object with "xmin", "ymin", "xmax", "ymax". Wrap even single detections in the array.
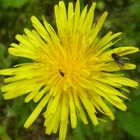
[{"xmin": 0, "ymin": 0, "xmax": 139, "ymax": 140}]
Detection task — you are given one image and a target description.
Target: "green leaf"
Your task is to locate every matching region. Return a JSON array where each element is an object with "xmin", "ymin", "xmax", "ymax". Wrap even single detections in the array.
[
  {"xmin": 127, "ymin": 97, "xmax": 140, "ymax": 114},
  {"xmin": 2, "ymin": 0, "xmax": 29, "ymax": 9},
  {"xmin": 74, "ymin": 122, "xmax": 86, "ymax": 140},
  {"xmin": 0, "ymin": 125, "xmax": 6, "ymax": 135},
  {"xmin": 0, "ymin": 125, "xmax": 11, "ymax": 140},
  {"xmin": 117, "ymin": 111, "xmax": 140, "ymax": 137},
  {"xmin": 129, "ymin": 2, "xmax": 140, "ymax": 19},
  {"xmin": 96, "ymin": 1, "xmax": 105, "ymax": 10}
]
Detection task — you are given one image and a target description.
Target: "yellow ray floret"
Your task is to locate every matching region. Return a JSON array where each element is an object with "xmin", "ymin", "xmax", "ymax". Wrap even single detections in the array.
[{"xmin": 0, "ymin": 0, "xmax": 139, "ymax": 140}]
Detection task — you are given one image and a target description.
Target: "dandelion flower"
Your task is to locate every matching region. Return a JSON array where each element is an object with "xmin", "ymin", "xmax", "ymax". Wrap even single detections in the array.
[{"xmin": 0, "ymin": 0, "xmax": 139, "ymax": 140}]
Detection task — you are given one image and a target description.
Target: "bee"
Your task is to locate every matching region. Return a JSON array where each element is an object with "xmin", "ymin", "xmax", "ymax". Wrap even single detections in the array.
[
  {"xmin": 59, "ymin": 69, "xmax": 64, "ymax": 77},
  {"xmin": 111, "ymin": 53, "xmax": 125, "ymax": 66}
]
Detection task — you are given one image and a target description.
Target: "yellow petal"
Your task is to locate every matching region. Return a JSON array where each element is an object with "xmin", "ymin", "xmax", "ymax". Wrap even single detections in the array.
[
  {"xmin": 89, "ymin": 11, "xmax": 108, "ymax": 44},
  {"xmin": 31, "ymin": 16, "xmax": 51, "ymax": 43},
  {"xmin": 79, "ymin": 89, "xmax": 99, "ymax": 125},
  {"xmin": 24, "ymin": 86, "xmax": 41, "ymax": 103},
  {"xmin": 59, "ymin": 94, "xmax": 69, "ymax": 140},
  {"xmin": 73, "ymin": 90, "xmax": 88, "ymax": 124},
  {"xmin": 91, "ymin": 94, "xmax": 115, "ymax": 120},
  {"xmin": 69, "ymin": 92, "xmax": 77, "ymax": 128},
  {"xmin": 68, "ymin": 2, "xmax": 74, "ymax": 33},
  {"xmin": 74, "ymin": 0, "xmax": 80, "ymax": 32},
  {"xmin": 24, "ymin": 94, "xmax": 50, "ymax": 128},
  {"xmin": 0, "ymin": 68, "xmax": 16, "ymax": 75},
  {"xmin": 78, "ymin": 6, "xmax": 88, "ymax": 31},
  {"xmin": 82, "ymin": 3, "xmax": 96, "ymax": 34}
]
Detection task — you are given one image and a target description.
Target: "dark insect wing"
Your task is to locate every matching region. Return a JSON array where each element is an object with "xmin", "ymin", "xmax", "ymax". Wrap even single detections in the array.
[{"xmin": 117, "ymin": 59, "xmax": 125, "ymax": 66}]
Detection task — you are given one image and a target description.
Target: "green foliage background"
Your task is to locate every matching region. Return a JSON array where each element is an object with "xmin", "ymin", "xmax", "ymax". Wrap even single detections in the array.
[{"xmin": 0, "ymin": 0, "xmax": 140, "ymax": 140}]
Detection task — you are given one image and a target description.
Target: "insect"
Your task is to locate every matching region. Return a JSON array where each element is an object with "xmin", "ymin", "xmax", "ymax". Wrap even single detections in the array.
[
  {"xmin": 111, "ymin": 53, "xmax": 125, "ymax": 66},
  {"xmin": 59, "ymin": 69, "xmax": 64, "ymax": 77}
]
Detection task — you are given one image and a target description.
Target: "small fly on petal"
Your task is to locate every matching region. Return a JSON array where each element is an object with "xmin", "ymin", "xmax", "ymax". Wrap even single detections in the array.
[
  {"xmin": 112, "ymin": 53, "xmax": 126, "ymax": 66},
  {"xmin": 59, "ymin": 69, "xmax": 64, "ymax": 77}
]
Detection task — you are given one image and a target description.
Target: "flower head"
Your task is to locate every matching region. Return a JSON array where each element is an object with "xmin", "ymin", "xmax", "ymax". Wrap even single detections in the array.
[{"xmin": 0, "ymin": 0, "xmax": 139, "ymax": 140}]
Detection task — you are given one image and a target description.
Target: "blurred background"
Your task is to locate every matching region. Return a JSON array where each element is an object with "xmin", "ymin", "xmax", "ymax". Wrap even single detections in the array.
[{"xmin": 0, "ymin": 0, "xmax": 140, "ymax": 140}]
